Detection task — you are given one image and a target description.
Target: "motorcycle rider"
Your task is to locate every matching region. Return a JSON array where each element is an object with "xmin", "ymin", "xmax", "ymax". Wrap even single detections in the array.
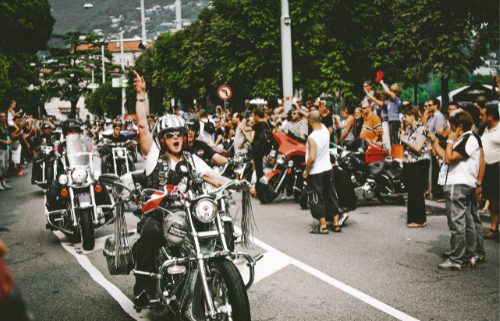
[
  {"xmin": 182, "ymin": 113, "xmax": 228, "ymax": 166},
  {"xmin": 100, "ymin": 122, "xmax": 136, "ymax": 174},
  {"xmin": 31, "ymin": 124, "xmax": 57, "ymax": 185}
]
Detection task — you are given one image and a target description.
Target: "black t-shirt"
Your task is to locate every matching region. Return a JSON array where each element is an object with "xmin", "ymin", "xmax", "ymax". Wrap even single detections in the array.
[
  {"xmin": 244, "ymin": 109, "xmax": 251, "ymax": 119},
  {"xmin": 252, "ymin": 121, "xmax": 268, "ymax": 148},
  {"xmin": 107, "ymin": 134, "xmax": 128, "ymax": 143},
  {"xmin": 8, "ymin": 126, "xmax": 20, "ymax": 143},
  {"xmin": 0, "ymin": 124, "xmax": 9, "ymax": 150},
  {"xmin": 188, "ymin": 139, "xmax": 216, "ymax": 165},
  {"xmin": 215, "ymin": 127, "xmax": 225, "ymax": 138},
  {"xmin": 321, "ymin": 113, "xmax": 334, "ymax": 142}
]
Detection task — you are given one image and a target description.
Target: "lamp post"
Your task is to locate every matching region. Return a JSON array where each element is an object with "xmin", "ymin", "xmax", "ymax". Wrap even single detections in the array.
[
  {"xmin": 141, "ymin": 0, "xmax": 147, "ymax": 46},
  {"xmin": 120, "ymin": 33, "xmax": 126, "ymax": 117},
  {"xmin": 281, "ymin": 0, "xmax": 293, "ymax": 113},
  {"xmin": 175, "ymin": 0, "xmax": 182, "ymax": 31}
]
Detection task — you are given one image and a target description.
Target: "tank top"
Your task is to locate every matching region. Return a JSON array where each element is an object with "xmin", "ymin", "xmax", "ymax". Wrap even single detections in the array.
[{"xmin": 306, "ymin": 125, "xmax": 332, "ymax": 175}]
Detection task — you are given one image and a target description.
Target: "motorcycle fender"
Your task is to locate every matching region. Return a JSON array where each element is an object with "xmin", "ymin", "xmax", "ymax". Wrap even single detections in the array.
[
  {"xmin": 179, "ymin": 268, "xmax": 199, "ymax": 312},
  {"xmin": 375, "ymin": 175, "xmax": 395, "ymax": 193},
  {"xmin": 259, "ymin": 169, "xmax": 282, "ymax": 185},
  {"xmin": 76, "ymin": 193, "xmax": 93, "ymax": 208}
]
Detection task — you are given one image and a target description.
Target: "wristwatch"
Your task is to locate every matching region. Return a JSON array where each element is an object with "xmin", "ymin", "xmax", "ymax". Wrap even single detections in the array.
[{"xmin": 477, "ymin": 184, "xmax": 482, "ymax": 188}]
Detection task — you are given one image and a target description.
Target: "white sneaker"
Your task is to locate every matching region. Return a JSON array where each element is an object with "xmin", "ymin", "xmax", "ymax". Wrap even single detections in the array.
[
  {"xmin": 0, "ymin": 184, "xmax": 5, "ymax": 191},
  {"xmin": 1, "ymin": 182, "xmax": 12, "ymax": 190}
]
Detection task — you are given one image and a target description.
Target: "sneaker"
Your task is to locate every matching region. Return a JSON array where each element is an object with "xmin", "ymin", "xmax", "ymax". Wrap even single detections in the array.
[
  {"xmin": 438, "ymin": 259, "xmax": 463, "ymax": 271},
  {"xmin": 1, "ymin": 182, "xmax": 12, "ymax": 190},
  {"xmin": 474, "ymin": 253, "xmax": 486, "ymax": 263},
  {"xmin": 281, "ymin": 194, "xmax": 294, "ymax": 200},
  {"xmin": 463, "ymin": 256, "xmax": 477, "ymax": 268},
  {"xmin": 0, "ymin": 185, "xmax": 4, "ymax": 191},
  {"xmin": 338, "ymin": 213, "xmax": 349, "ymax": 226}
]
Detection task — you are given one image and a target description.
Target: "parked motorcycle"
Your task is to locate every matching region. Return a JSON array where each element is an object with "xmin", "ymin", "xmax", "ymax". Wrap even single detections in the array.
[
  {"xmin": 98, "ymin": 139, "xmax": 137, "ymax": 176},
  {"xmin": 336, "ymin": 138, "xmax": 405, "ymax": 204},
  {"xmin": 257, "ymin": 132, "xmax": 306, "ymax": 204},
  {"xmin": 99, "ymin": 169, "xmax": 262, "ymax": 320},
  {"xmin": 46, "ymin": 136, "xmax": 114, "ymax": 250}
]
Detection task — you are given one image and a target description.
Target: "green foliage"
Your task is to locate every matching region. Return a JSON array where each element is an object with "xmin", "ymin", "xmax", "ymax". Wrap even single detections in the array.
[
  {"xmin": 85, "ymin": 82, "xmax": 121, "ymax": 117},
  {"xmin": 44, "ymin": 31, "xmax": 119, "ymax": 118}
]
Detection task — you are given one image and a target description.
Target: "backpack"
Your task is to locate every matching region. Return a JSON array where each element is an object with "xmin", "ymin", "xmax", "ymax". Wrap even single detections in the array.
[
  {"xmin": 254, "ymin": 123, "xmax": 274, "ymax": 152},
  {"xmin": 203, "ymin": 120, "xmax": 215, "ymax": 135}
]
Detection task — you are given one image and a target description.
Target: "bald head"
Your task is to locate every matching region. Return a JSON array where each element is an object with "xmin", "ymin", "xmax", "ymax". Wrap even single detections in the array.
[{"xmin": 308, "ymin": 110, "xmax": 321, "ymax": 123}]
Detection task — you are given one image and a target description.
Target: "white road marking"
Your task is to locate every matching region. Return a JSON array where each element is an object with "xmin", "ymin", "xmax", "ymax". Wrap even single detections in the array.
[{"xmin": 234, "ymin": 227, "xmax": 419, "ymax": 321}]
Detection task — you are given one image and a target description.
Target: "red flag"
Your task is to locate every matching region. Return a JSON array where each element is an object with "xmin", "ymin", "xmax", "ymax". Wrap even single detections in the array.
[{"xmin": 375, "ymin": 70, "xmax": 384, "ymax": 83}]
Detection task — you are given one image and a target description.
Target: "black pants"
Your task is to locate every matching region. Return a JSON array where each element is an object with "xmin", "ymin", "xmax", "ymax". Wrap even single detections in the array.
[
  {"xmin": 31, "ymin": 156, "xmax": 42, "ymax": 182},
  {"xmin": 403, "ymin": 159, "xmax": 429, "ymax": 224},
  {"xmin": 253, "ymin": 150, "xmax": 266, "ymax": 182},
  {"xmin": 389, "ymin": 121, "xmax": 401, "ymax": 145},
  {"xmin": 135, "ymin": 214, "xmax": 162, "ymax": 293},
  {"xmin": 307, "ymin": 169, "xmax": 339, "ymax": 220}
]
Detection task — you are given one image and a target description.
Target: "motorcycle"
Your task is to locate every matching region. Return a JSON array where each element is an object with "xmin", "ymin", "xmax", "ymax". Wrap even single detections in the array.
[
  {"xmin": 220, "ymin": 152, "xmax": 253, "ymax": 182},
  {"xmin": 46, "ymin": 135, "xmax": 115, "ymax": 250},
  {"xmin": 256, "ymin": 132, "xmax": 306, "ymax": 204},
  {"xmin": 32, "ymin": 143, "xmax": 62, "ymax": 190},
  {"xmin": 99, "ymin": 169, "xmax": 262, "ymax": 320},
  {"xmin": 98, "ymin": 138, "xmax": 137, "ymax": 176},
  {"xmin": 335, "ymin": 138, "xmax": 405, "ymax": 205}
]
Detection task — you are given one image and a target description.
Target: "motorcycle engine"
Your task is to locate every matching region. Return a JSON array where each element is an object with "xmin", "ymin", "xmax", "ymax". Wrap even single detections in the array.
[{"xmin": 163, "ymin": 211, "xmax": 189, "ymax": 245}]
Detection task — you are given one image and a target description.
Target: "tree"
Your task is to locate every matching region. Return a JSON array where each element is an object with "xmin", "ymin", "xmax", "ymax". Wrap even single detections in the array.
[
  {"xmin": 85, "ymin": 82, "xmax": 121, "ymax": 117},
  {"xmin": 44, "ymin": 31, "xmax": 119, "ymax": 119}
]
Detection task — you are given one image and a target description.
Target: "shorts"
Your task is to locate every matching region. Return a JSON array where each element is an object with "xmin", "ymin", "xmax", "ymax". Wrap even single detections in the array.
[
  {"xmin": 0, "ymin": 149, "xmax": 7, "ymax": 176},
  {"xmin": 11, "ymin": 146, "xmax": 21, "ymax": 164},
  {"xmin": 483, "ymin": 163, "xmax": 499, "ymax": 202}
]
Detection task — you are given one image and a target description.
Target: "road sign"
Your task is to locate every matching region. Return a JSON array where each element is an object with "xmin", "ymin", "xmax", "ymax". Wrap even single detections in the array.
[
  {"xmin": 217, "ymin": 85, "xmax": 232, "ymax": 100},
  {"xmin": 112, "ymin": 78, "xmax": 128, "ymax": 88}
]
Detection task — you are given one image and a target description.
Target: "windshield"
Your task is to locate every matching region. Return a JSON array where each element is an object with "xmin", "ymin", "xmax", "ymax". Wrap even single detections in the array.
[{"xmin": 65, "ymin": 134, "xmax": 94, "ymax": 168}]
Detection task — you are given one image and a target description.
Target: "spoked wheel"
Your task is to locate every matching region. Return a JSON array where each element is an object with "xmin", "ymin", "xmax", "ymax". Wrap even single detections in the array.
[
  {"xmin": 80, "ymin": 209, "xmax": 95, "ymax": 250},
  {"xmin": 376, "ymin": 194, "xmax": 404, "ymax": 205},
  {"xmin": 256, "ymin": 177, "xmax": 280, "ymax": 204},
  {"xmin": 198, "ymin": 259, "xmax": 251, "ymax": 321},
  {"xmin": 299, "ymin": 188, "xmax": 310, "ymax": 209}
]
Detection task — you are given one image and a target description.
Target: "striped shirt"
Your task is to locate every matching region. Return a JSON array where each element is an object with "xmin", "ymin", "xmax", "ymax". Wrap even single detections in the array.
[
  {"xmin": 360, "ymin": 112, "xmax": 383, "ymax": 142},
  {"xmin": 284, "ymin": 118, "xmax": 308, "ymax": 137}
]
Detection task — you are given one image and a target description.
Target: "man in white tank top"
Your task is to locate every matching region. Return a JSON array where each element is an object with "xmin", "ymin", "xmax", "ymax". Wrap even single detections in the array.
[{"xmin": 303, "ymin": 111, "xmax": 340, "ymax": 234}]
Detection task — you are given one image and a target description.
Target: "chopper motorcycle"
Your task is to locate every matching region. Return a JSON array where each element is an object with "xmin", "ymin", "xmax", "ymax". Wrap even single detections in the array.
[
  {"xmin": 335, "ymin": 138, "xmax": 405, "ymax": 204},
  {"xmin": 31, "ymin": 141, "xmax": 63, "ymax": 190},
  {"xmin": 46, "ymin": 135, "xmax": 115, "ymax": 250},
  {"xmin": 98, "ymin": 137, "xmax": 137, "ymax": 176},
  {"xmin": 99, "ymin": 165, "xmax": 262, "ymax": 320},
  {"xmin": 256, "ymin": 132, "xmax": 306, "ymax": 204}
]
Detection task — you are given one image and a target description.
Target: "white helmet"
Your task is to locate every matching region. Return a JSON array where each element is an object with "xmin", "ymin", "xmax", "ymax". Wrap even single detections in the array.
[{"xmin": 153, "ymin": 115, "xmax": 188, "ymax": 151}]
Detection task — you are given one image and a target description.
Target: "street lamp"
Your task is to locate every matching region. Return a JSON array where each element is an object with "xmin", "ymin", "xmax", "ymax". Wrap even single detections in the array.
[
  {"xmin": 281, "ymin": 0, "xmax": 294, "ymax": 113},
  {"xmin": 284, "ymin": 17, "xmax": 291, "ymax": 26}
]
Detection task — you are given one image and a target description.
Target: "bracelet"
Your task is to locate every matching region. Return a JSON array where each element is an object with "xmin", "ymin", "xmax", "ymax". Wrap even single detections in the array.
[{"xmin": 446, "ymin": 139, "xmax": 454, "ymax": 144}]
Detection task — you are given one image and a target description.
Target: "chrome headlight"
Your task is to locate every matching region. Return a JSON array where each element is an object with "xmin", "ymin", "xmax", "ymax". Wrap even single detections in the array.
[
  {"xmin": 117, "ymin": 150, "xmax": 125, "ymax": 157},
  {"xmin": 71, "ymin": 167, "xmax": 88, "ymax": 184},
  {"xmin": 288, "ymin": 160, "xmax": 294, "ymax": 167},
  {"xmin": 276, "ymin": 153, "xmax": 286, "ymax": 165},
  {"xmin": 269, "ymin": 150, "xmax": 276, "ymax": 158},
  {"xmin": 58, "ymin": 174, "xmax": 68, "ymax": 185},
  {"xmin": 193, "ymin": 200, "xmax": 217, "ymax": 223}
]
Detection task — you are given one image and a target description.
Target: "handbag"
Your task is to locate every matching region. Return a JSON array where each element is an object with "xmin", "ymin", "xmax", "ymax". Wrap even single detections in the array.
[{"xmin": 11, "ymin": 140, "xmax": 20, "ymax": 151}]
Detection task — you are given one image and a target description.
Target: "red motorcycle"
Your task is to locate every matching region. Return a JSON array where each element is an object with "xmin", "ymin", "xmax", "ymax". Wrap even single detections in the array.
[{"xmin": 257, "ymin": 132, "xmax": 306, "ymax": 204}]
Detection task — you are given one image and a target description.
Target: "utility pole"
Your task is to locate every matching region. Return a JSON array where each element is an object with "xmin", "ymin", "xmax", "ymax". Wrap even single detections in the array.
[
  {"xmin": 281, "ymin": 0, "xmax": 293, "ymax": 113},
  {"xmin": 141, "ymin": 0, "xmax": 147, "ymax": 46},
  {"xmin": 176, "ymin": 0, "xmax": 182, "ymax": 31},
  {"xmin": 121, "ymin": 33, "xmax": 126, "ymax": 117},
  {"xmin": 102, "ymin": 44, "xmax": 105, "ymax": 83}
]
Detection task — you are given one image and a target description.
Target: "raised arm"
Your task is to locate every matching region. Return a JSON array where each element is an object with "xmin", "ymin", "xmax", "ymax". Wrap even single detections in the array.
[
  {"xmin": 133, "ymin": 70, "xmax": 153, "ymax": 156},
  {"xmin": 380, "ymin": 80, "xmax": 396, "ymax": 101}
]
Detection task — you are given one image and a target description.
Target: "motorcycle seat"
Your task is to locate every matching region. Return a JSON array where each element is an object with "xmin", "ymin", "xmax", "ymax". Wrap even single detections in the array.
[
  {"xmin": 385, "ymin": 169, "xmax": 402, "ymax": 181},
  {"xmin": 132, "ymin": 170, "xmax": 146, "ymax": 188},
  {"xmin": 366, "ymin": 160, "xmax": 385, "ymax": 176}
]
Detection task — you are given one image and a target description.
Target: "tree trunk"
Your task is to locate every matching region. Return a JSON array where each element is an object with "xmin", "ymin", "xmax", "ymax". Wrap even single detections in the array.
[
  {"xmin": 413, "ymin": 82, "xmax": 418, "ymax": 107},
  {"xmin": 70, "ymin": 100, "xmax": 78, "ymax": 119},
  {"xmin": 441, "ymin": 77, "xmax": 449, "ymax": 112}
]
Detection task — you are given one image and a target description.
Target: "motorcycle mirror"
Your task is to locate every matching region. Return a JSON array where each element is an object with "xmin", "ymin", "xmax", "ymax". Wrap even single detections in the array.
[{"xmin": 99, "ymin": 173, "xmax": 120, "ymax": 185}]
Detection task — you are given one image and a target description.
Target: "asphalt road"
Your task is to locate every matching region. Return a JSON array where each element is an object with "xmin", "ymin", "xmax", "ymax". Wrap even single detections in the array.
[{"xmin": 1, "ymin": 159, "xmax": 498, "ymax": 321}]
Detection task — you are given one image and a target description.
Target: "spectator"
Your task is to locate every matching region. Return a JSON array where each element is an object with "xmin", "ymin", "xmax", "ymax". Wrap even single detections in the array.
[
  {"xmin": 428, "ymin": 110, "xmax": 481, "ymax": 270},
  {"xmin": 380, "ymin": 80, "xmax": 402, "ymax": 145},
  {"xmin": 304, "ymin": 111, "xmax": 340, "ymax": 234},
  {"xmin": 359, "ymin": 101, "xmax": 383, "ymax": 143},
  {"xmin": 232, "ymin": 113, "xmax": 248, "ymax": 155},
  {"xmin": 361, "ymin": 80, "xmax": 373, "ymax": 105},
  {"xmin": 8, "ymin": 116, "xmax": 26, "ymax": 177},
  {"xmin": 353, "ymin": 107, "xmax": 364, "ymax": 138},
  {"xmin": 400, "ymin": 106, "xmax": 430, "ymax": 228},
  {"xmin": 0, "ymin": 113, "xmax": 12, "ymax": 191},
  {"xmin": 306, "ymin": 100, "xmax": 313, "ymax": 111},
  {"xmin": 283, "ymin": 105, "xmax": 308, "ymax": 139},
  {"xmin": 464, "ymin": 103, "xmax": 481, "ymax": 135},
  {"xmin": 243, "ymin": 100, "xmax": 252, "ymax": 119},
  {"xmin": 296, "ymin": 98, "xmax": 303, "ymax": 109},
  {"xmin": 491, "ymin": 75, "xmax": 500, "ymax": 95},
  {"xmin": 366, "ymin": 91, "xmax": 391, "ymax": 149},
  {"xmin": 479, "ymin": 106, "xmax": 500, "ymax": 240},
  {"xmin": 319, "ymin": 104, "xmax": 334, "ymax": 141},
  {"xmin": 436, "ymin": 102, "xmax": 458, "ymax": 150},
  {"xmin": 214, "ymin": 118, "xmax": 225, "ymax": 147},
  {"xmin": 339, "ymin": 105, "xmax": 355, "ymax": 146},
  {"xmin": 423, "ymin": 98, "xmax": 445, "ymax": 136},
  {"xmin": 7, "ymin": 101, "xmax": 22, "ymax": 127}
]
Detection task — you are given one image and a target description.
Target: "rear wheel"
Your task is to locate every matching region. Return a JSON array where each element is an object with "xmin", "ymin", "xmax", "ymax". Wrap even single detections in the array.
[
  {"xmin": 299, "ymin": 188, "xmax": 310, "ymax": 209},
  {"xmin": 376, "ymin": 194, "xmax": 404, "ymax": 205},
  {"xmin": 256, "ymin": 177, "xmax": 280, "ymax": 204},
  {"xmin": 80, "ymin": 209, "xmax": 95, "ymax": 250}
]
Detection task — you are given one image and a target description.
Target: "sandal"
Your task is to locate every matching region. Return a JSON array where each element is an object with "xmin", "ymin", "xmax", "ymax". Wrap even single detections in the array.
[
  {"xmin": 310, "ymin": 227, "xmax": 329, "ymax": 234},
  {"xmin": 483, "ymin": 229, "xmax": 498, "ymax": 239},
  {"xmin": 437, "ymin": 199, "xmax": 445, "ymax": 203},
  {"xmin": 407, "ymin": 223, "xmax": 424, "ymax": 228},
  {"xmin": 423, "ymin": 191, "xmax": 430, "ymax": 199},
  {"xmin": 332, "ymin": 225, "xmax": 342, "ymax": 233}
]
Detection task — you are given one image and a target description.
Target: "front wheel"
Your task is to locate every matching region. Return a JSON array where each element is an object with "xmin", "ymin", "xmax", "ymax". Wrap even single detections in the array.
[
  {"xmin": 299, "ymin": 188, "xmax": 310, "ymax": 209},
  {"xmin": 256, "ymin": 178, "xmax": 279, "ymax": 204},
  {"xmin": 195, "ymin": 259, "xmax": 251, "ymax": 321},
  {"xmin": 376, "ymin": 194, "xmax": 404, "ymax": 205},
  {"xmin": 80, "ymin": 209, "xmax": 95, "ymax": 250}
]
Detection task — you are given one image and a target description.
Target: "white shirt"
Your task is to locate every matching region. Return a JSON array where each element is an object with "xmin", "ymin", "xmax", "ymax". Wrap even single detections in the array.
[
  {"xmin": 199, "ymin": 119, "xmax": 215, "ymax": 145},
  {"xmin": 234, "ymin": 124, "xmax": 248, "ymax": 154},
  {"xmin": 306, "ymin": 125, "xmax": 332, "ymax": 175},
  {"xmin": 481, "ymin": 122, "xmax": 500, "ymax": 164},
  {"xmin": 438, "ymin": 131, "xmax": 480, "ymax": 188},
  {"xmin": 144, "ymin": 142, "xmax": 210, "ymax": 178}
]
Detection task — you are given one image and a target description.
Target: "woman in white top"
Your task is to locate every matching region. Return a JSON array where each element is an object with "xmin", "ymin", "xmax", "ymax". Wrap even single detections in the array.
[{"xmin": 7, "ymin": 100, "xmax": 22, "ymax": 126}]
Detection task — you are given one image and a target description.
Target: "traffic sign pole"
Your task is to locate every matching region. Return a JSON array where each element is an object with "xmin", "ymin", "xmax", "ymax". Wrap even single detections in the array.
[{"xmin": 281, "ymin": 0, "xmax": 293, "ymax": 113}]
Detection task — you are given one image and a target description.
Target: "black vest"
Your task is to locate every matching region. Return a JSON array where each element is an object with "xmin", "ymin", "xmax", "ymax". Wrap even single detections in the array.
[{"xmin": 145, "ymin": 150, "xmax": 197, "ymax": 190}]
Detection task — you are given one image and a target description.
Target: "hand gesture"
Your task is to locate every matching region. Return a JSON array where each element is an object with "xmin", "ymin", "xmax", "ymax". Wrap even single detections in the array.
[
  {"xmin": 133, "ymin": 70, "xmax": 146, "ymax": 95},
  {"xmin": 425, "ymin": 131, "xmax": 436, "ymax": 143},
  {"xmin": 448, "ymin": 130, "xmax": 458, "ymax": 142},
  {"xmin": 400, "ymin": 133, "xmax": 408, "ymax": 143}
]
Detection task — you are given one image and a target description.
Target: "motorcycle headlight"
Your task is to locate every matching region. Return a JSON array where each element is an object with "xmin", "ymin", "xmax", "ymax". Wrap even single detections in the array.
[
  {"xmin": 288, "ymin": 160, "xmax": 294, "ymax": 168},
  {"xmin": 193, "ymin": 200, "xmax": 217, "ymax": 223},
  {"xmin": 277, "ymin": 153, "xmax": 286, "ymax": 165},
  {"xmin": 269, "ymin": 150, "xmax": 276, "ymax": 158},
  {"xmin": 71, "ymin": 167, "xmax": 88, "ymax": 184},
  {"xmin": 117, "ymin": 150, "xmax": 125, "ymax": 157},
  {"xmin": 58, "ymin": 174, "xmax": 68, "ymax": 185}
]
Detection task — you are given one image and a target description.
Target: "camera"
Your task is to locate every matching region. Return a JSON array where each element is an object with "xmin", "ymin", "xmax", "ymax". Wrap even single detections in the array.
[{"xmin": 422, "ymin": 129, "xmax": 429, "ymax": 137}]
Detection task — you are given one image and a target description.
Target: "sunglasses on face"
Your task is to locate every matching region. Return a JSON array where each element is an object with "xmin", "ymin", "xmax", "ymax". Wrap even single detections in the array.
[
  {"xmin": 291, "ymin": 112, "xmax": 298, "ymax": 115},
  {"xmin": 163, "ymin": 131, "xmax": 184, "ymax": 139},
  {"xmin": 424, "ymin": 105, "xmax": 432, "ymax": 107}
]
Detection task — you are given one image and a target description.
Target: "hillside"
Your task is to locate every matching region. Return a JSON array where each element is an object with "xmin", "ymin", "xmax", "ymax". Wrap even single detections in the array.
[{"xmin": 47, "ymin": 0, "xmax": 209, "ymax": 42}]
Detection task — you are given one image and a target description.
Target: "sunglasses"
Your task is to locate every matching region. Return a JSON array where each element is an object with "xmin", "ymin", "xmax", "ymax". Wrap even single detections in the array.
[
  {"xmin": 361, "ymin": 107, "xmax": 370, "ymax": 110},
  {"xmin": 163, "ymin": 131, "xmax": 184, "ymax": 139},
  {"xmin": 424, "ymin": 104, "xmax": 432, "ymax": 107},
  {"xmin": 291, "ymin": 111, "xmax": 298, "ymax": 115}
]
